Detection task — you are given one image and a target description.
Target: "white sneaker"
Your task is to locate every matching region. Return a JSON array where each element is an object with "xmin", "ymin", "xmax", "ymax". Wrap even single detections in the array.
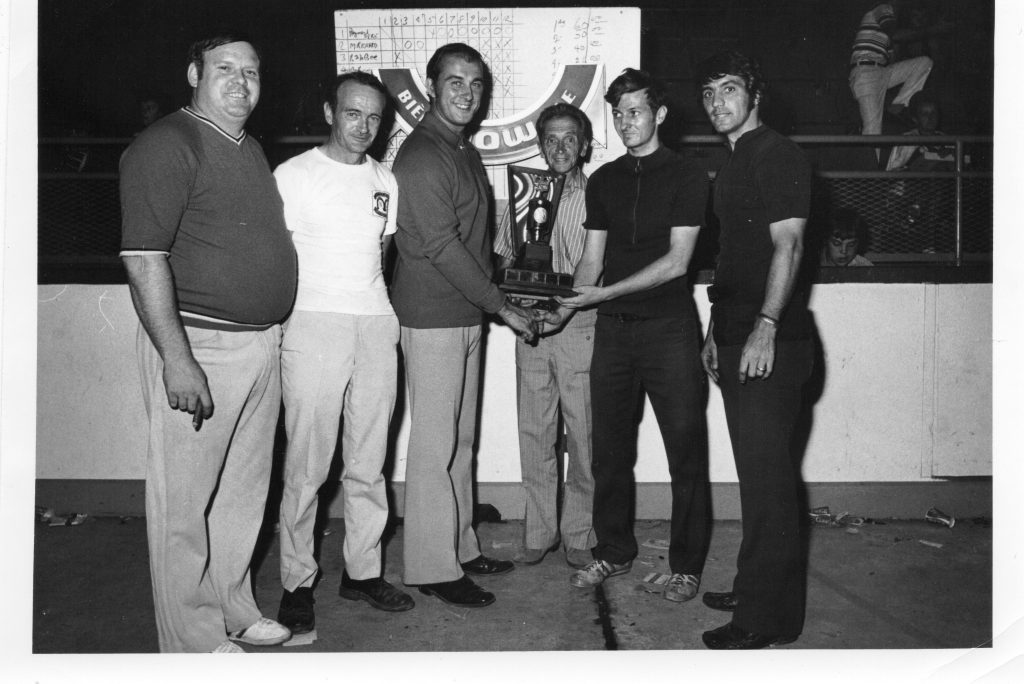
[
  {"xmin": 228, "ymin": 617, "xmax": 291, "ymax": 646},
  {"xmin": 569, "ymin": 559, "xmax": 631, "ymax": 588},
  {"xmin": 212, "ymin": 639, "xmax": 245, "ymax": 653},
  {"xmin": 664, "ymin": 573, "xmax": 701, "ymax": 602}
]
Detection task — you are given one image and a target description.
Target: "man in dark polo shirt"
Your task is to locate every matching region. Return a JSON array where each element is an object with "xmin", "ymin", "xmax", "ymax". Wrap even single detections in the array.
[
  {"xmin": 697, "ymin": 50, "xmax": 814, "ymax": 650},
  {"xmin": 120, "ymin": 33, "xmax": 297, "ymax": 653},
  {"xmin": 390, "ymin": 43, "xmax": 537, "ymax": 608},
  {"xmin": 557, "ymin": 68, "xmax": 710, "ymax": 605}
]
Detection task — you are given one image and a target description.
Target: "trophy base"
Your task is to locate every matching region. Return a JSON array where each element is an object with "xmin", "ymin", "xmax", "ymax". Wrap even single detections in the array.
[{"xmin": 499, "ymin": 268, "xmax": 576, "ymax": 310}]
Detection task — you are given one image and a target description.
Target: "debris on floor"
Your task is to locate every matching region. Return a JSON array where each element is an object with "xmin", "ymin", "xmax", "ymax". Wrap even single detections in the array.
[
  {"xmin": 918, "ymin": 539, "xmax": 944, "ymax": 549},
  {"xmin": 925, "ymin": 507, "xmax": 956, "ymax": 529},
  {"xmin": 37, "ymin": 507, "xmax": 90, "ymax": 527},
  {"xmin": 641, "ymin": 538, "xmax": 670, "ymax": 550},
  {"xmin": 808, "ymin": 506, "xmax": 882, "ymax": 528},
  {"xmin": 284, "ymin": 629, "xmax": 317, "ymax": 647}
]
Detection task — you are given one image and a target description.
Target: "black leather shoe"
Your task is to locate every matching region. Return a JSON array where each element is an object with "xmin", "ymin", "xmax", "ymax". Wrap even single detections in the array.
[
  {"xmin": 702, "ymin": 621, "xmax": 798, "ymax": 650},
  {"xmin": 417, "ymin": 575, "xmax": 495, "ymax": 607},
  {"xmin": 460, "ymin": 554, "xmax": 514, "ymax": 576},
  {"xmin": 702, "ymin": 591, "xmax": 738, "ymax": 612},
  {"xmin": 339, "ymin": 572, "xmax": 414, "ymax": 612},
  {"xmin": 278, "ymin": 587, "xmax": 315, "ymax": 634}
]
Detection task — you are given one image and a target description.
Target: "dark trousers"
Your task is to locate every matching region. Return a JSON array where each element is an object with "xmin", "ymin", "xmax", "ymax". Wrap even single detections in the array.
[
  {"xmin": 717, "ymin": 339, "xmax": 814, "ymax": 636},
  {"xmin": 590, "ymin": 314, "xmax": 710, "ymax": 575}
]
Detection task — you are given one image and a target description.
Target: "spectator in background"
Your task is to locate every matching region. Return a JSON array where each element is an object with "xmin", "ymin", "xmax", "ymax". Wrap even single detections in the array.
[
  {"xmin": 886, "ymin": 95, "xmax": 955, "ymax": 171},
  {"xmin": 821, "ymin": 208, "xmax": 874, "ymax": 267},
  {"xmin": 848, "ymin": 1, "xmax": 952, "ymax": 138},
  {"xmin": 138, "ymin": 94, "xmax": 166, "ymax": 131}
]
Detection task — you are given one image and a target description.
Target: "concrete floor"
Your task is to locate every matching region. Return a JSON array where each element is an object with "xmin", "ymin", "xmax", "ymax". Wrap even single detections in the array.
[{"xmin": 32, "ymin": 514, "xmax": 991, "ymax": 654}]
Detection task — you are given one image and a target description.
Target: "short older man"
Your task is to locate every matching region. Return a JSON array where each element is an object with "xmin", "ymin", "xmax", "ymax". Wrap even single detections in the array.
[
  {"xmin": 120, "ymin": 33, "xmax": 296, "ymax": 653},
  {"xmin": 494, "ymin": 103, "xmax": 596, "ymax": 570}
]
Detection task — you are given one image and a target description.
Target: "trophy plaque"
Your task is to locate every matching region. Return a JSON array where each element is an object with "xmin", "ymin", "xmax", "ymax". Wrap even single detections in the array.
[{"xmin": 498, "ymin": 165, "xmax": 577, "ymax": 309}]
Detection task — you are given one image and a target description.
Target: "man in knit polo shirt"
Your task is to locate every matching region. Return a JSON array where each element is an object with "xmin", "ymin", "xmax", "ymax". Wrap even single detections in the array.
[
  {"xmin": 493, "ymin": 103, "xmax": 596, "ymax": 571},
  {"xmin": 697, "ymin": 50, "xmax": 814, "ymax": 650},
  {"xmin": 274, "ymin": 71, "xmax": 414, "ymax": 636},
  {"xmin": 557, "ymin": 69, "xmax": 711, "ymax": 605},
  {"xmin": 119, "ymin": 33, "xmax": 296, "ymax": 653},
  {"xmin": 390, "ymin": 43, "xmax": 538, "ymax": 608}
]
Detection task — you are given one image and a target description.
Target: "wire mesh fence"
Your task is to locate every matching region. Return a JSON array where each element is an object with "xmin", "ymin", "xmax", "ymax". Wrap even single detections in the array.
[
  {"xmin": 823, "ymin": 174, "xmax": 992, "ymax": 257},
  {"xmin": 38, "ymin": 135, "xmax": 992, "ymax": 274}
]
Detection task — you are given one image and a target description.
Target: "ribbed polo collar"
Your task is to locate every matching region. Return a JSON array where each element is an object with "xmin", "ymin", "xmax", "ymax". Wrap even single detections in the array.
[
  {"xmin": 418, "ymin": 109, "xmax": 470, "ymax": 149},
  {"xmin": 182, "ymin": 106, "xmax": 247, "ymax": 145}
]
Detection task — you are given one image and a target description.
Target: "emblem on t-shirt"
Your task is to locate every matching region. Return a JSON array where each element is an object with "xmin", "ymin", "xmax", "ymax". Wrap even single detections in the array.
[{"xmin": 373, "ymin": 192, "xmax": 390, "ymax": 218}]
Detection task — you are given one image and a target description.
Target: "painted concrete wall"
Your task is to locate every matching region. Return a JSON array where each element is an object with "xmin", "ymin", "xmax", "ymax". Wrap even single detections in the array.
[{"xmin": 36, "ymin": 283, "xmax": 992, "ymax": 482}]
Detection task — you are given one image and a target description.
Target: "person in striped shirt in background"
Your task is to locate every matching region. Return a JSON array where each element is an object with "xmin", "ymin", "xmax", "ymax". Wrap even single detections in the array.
[
  {"xmin": 848, "ymin": 1, "xmax": 951, "ymax": 139},
  {"xmin": 493, "ymin": 103, "xmax": 597, "ymax": 571}
]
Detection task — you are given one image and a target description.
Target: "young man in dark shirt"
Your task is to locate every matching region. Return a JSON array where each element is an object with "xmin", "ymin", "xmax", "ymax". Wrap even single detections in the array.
[
  {"xmin": 697, "ymin": 50, "xmax": 814, "ymax": 650},
  {"xmin": 556, "ymin": 69, "xmax": 710, "ymax": 605}
]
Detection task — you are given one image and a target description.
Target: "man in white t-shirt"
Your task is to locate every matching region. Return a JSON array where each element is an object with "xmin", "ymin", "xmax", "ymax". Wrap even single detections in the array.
[{"xmin": 274, "ymin": 71, "xmax": 413, "ymax": 634}]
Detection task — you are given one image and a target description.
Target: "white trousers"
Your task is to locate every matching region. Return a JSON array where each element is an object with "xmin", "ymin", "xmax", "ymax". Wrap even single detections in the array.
[
  {"xmin": 849, "ymin": 57, "xmax": 933, "ymax": 135},
  {"xmin": 278, "ymin": 311, "xmax": 399, "ymax": 587},
  {"xmin": 139, "ymin": 323, "xmax": 282, "ymax": 653}
]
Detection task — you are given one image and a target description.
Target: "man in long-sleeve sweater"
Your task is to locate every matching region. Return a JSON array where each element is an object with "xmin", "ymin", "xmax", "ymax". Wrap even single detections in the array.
[{"xmin": 390, "ymin": 43, "xmax": 538, "ymax": 608}]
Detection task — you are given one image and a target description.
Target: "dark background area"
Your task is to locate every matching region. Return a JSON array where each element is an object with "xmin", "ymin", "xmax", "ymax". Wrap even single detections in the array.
[{"xmin": 39, "ymin": 0, "xmax": 993, "ymax": 141}]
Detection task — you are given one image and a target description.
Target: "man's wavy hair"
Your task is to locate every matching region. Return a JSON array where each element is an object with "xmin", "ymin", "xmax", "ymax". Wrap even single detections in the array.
[
  {"xmin": 604, "ymin": 68, "xmax": 667, "ymax": 111},
  {"xmin": 695, "ymin": 50, "xmax": 765, "ymax": 105}
]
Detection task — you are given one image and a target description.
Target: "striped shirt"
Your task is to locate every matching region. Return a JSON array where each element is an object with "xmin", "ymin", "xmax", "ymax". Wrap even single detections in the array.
[
  {"xmin": 850, "ymin": 3, "xmax": 897, "ymax": 66},
  {"xmin": 494, "ymin": 168, "xmax": 588, "ymax": 274}
]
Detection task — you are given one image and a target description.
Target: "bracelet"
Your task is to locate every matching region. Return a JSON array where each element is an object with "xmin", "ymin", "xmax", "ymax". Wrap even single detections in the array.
[{"xmin": 757, "ymin": 313, "xmax": 779, "ymax": 327}]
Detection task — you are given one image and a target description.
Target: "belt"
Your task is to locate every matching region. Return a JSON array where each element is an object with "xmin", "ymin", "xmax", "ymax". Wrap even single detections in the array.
[
  {"xmin": 182, "ymin": 316, "xmax": 276, "ymax": 333},
  {"xmin": 851, "ymin": 60, "xmax": 883, "ymax": 68},
  {"xmin": 600, "ymin": 312, "xmax": 650, "ymax": 322}
]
